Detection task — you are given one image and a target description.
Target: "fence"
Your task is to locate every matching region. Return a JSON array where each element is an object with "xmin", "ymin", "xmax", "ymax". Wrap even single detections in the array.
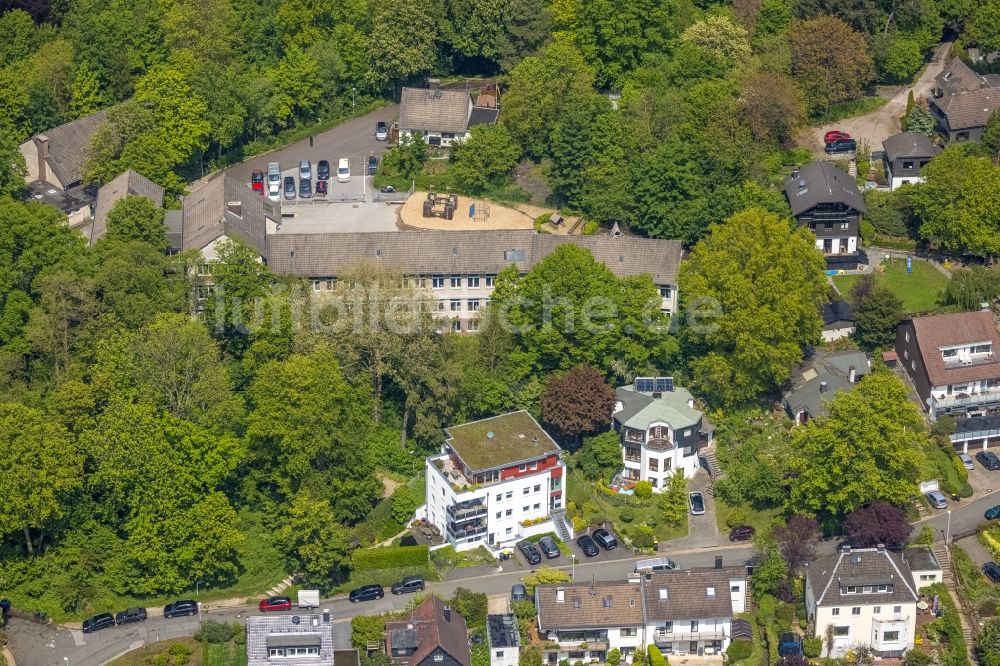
[{"xmin": 373, "ymin": 181, "xmax": 415, "ymax": 204}]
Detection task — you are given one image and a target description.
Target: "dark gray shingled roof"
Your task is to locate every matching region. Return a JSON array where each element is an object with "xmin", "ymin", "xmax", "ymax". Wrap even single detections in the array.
[
  {"xmin": 264, "ymin": 231, "xmax": 682, "ymax": 284},
  {"xmin": 782, "ymin": 350, "xmax": 868, "ymax": 419},
  {"xmin": 808, "ymin": 548, "xmax": 919, "ymax": 606},
  {"xmin": 935, "ymin": 58, "xmax": 988, "ymax": 96},
  {"xmin": 91, "ymin": 170, "xmax": 165, "ymax": 244},
  {"xmin": 882, "ymin": 132, "xmax": 937, "ymax": 162},
  {"xmin": 34, "ymin": 108, "xmax": 109, "ymax": 188},
  {"xmin": 783, "ymin": 162, "xmax": 866, "ymax": 217},
  {"xmin": 930, "ymin": 88, "xmax": 1000, "ymax": 131},
  {"xmin": 400, "ymin": 88, "xmax": 471, "ymax": 134}
]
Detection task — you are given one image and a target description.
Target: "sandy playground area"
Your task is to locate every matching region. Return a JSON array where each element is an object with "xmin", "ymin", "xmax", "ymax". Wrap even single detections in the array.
[{"xmin": 399, "ymin": 191, "xmax": 576, "ymax": 234}]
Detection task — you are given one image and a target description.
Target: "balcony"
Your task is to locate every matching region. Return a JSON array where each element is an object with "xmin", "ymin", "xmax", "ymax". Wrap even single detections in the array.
[
  {"xmin": 646, "ymin": 437, "xmax": 675, "ymax": 452},
  {"xmin": 624, "ymin": 429, "xmax": 644, "ymax": 445},
  {"xmin": 655, "ymin": 630, "xmax": 727, "ymax": 643},
  {"xmin": 448, "ymin": 498, "xmax": 487, "ymax": 522},
  {"xmin": 447, "ymin": 517, "xmax": 487, "ymax": 542},
  {"xmin": 932, "ymin": 390, "xmax": 1000, "ymax": 413}
]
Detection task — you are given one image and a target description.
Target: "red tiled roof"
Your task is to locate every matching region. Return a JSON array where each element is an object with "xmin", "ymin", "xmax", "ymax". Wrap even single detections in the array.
[
  {"xmin": 910, "ymin": 310, "xmax": 1000, "ymax": 385},
  {"xmin": 385, "ymin": 597, "xmax": 470, "ymax": 666}
]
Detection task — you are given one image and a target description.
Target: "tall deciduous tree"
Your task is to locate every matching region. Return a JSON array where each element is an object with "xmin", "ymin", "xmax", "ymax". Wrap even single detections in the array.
[
  {"xmin": 679, "ymin": 208, "xmax": 827, "ymax": 405},
  {"xmin": 450, "ymin": 124, "xmax": 521, "ymax": 194},
  {"xmin": 278, "ymin": 491, "xmax": 350, "ymax": 588},
  {"xmin": 577, "ymin": 431, "xmax": 624, "ymax": 481},
  {"xmin": 659, "ymin": 470, "xmax": 688, "ymax": 526},
  {"xmin": 788, "ymin": 16, "xmax": 873, "ymax": 113},
  {"xmin": 681, "ymin": 15, "xmax": 752, "ymax": 65},
  {"xmin": 739, "ymin": 70, "xmax": 806, "ymax": 144},
  {"xmin": 496, "ymin": 0, "xmax": 551, "ymax": 70},
  {"xmin": 789, "ymin": 371, "xmax": 925, "ymax": 518},
  {"xmin": 540, "ymin": 363, "xmax": 616, "ymax": 445},
  {"xmin": 105, "ymin": 195, "xmax": 168, "ymax": 249},
  {"xmin": 367, "ymin": 0, "xmax": 437, "ymax": 87},
  {"xmin": 974, "ymin": 616, "xmax": 1000, "ymax": 666},
  {"xmin": 773, "ymin": 515, "xmax": 820, "ymax": 572},
  {"xmin": 850, "ymin": 275, "xmax": 903, "ymax": 350},
  {"xmin": 843, "ymin": 501, "xmax": 913, "ymax": 546}
]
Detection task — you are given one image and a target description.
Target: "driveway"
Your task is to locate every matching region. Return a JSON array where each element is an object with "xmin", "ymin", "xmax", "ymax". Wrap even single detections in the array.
[{"xmin": 802, "ymin": 41, "xmax": 953, "ymax": 153}]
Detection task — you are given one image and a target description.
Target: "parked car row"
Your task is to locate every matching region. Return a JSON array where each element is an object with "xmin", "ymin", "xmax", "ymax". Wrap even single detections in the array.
[
  {"xmin": 82, "ymin": 605, "xmax": 159, "ymax": 634},
  {"xmin": 577, "ymin": 528, "xmax": 619, "ymax": 557},
  {"xmin": 823, "ymin": 129, "xmax": 855, "ymax": 154},
  {"xmin": 258, "ymin": 157, "xmax": 364, "ymax": 202}
]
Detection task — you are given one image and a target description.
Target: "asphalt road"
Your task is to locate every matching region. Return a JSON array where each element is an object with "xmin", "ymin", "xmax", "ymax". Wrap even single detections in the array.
[
  {"xmin": 7, "ymin": 546, "xmax": 754, "ymax": 666},
  {"xmin": 917, "ymin": 485, "xmax": 1000, "ymax": 540}
]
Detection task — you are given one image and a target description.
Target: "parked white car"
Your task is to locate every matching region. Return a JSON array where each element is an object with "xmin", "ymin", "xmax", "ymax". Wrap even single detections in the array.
[{"xmin": 337, "ymin": 158, "xmax": 351, "ymax": 183}]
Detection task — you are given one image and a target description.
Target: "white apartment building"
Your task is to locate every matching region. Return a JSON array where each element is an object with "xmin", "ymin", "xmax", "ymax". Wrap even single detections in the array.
[
  {"xmin": 805, "ymin": 546, "xmax": 929, "ymax": 658},
  {"xmin": 535, "ymin": 566, "xmax": 748, "ymax": 662},
  {"xmin": 613, "ymin": 380, "xmax": 714, "ymax": 492},
  {"xmin": 418, "ymin": 411, "xmax": 570, "ymax": 552}
]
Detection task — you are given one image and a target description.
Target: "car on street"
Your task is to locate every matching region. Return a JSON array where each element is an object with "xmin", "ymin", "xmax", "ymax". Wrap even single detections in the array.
[
  {"xmin": 517, "ymin": 539, "xmax": 542, "ymax": 565},
  {"xmin": 592, "ymin": 528, "xmax": 618, "ymax": 550},
  {"xmin": 538, "ymin": 536, "xmax": 561, "ymax": 559},
  {"xmin": 251, "ymin": 169, "xmax": 264, "ymax": 193},
  {"xmin": 315, "ymin": 179, "xmax": 328, "ymax": 197},
  {"xmin": 925, "ymin": 490, "xmax": 948, "ymax": 509},
  {"xmin": 259, "ymin": 596, "xmax": 293, "ymax": 612},
  {"xmin": 778, "ymin": 632, "xmax": 803, "ymax": 657},
  {"xmin": 317, "ymin": 159, "xmax": 330, "ymax": 180},
  {"xmin": 283, "ymin": 176, "xmax": 296, "ymax": 200},
  {"xmin": 634, "ymin": 557, "xmax": 679, "ymax": 573},
  {"xmin": 824, "ymin": 130, "xmax": 851, "ymax": 143},
  {"xmin": 729, "ymin": 525, "xmax": 756, "ymax": 542},
  {"xmin": 959, "ymin": 453, "xmax": 975, "ymax": 471},
  {"xmin": 163, "ymin": 599, "xmax": 198, "ymax": 619},
  {"xmin": 114, "ymin": 607, "xmax": 147, "ymax": 625},
  {"xmin": 349, "ymin": 585, "xmax": 384, "ymax": 602},
  {"xmin": 299, "ymin": 178, "xmax": 312, "ymax": 198},
  {"xmin": 337, "ymin": 158, "xmax": 351, "ymax": 183},
  {"xmin": 82, "ymin": 613, "xmax": 115, "ymax": 634},
  {"xmin": 825, "ymin": 138, "xmax": 857, "ymax": 154},
  {"xmin": 577, "ymin": 534, "xmax": 600, "ymax": 557},
  {"xmin": 511, "ymin": 584, "xmax": 528, "ymax": 602},
  {"xmin": 977, "ymin": 450, "xmax": 1000, "ymax": 470},
  {"xmin": 376, "ymin": 121, "xmax": 388, "ymax": 141},
  {"xmin": 368, "ymin": 154, "xmax": 378, "ymax": 175},
  {"xmin": 986, "ymin": 504, "xmax": 1000, "ymax": 520},
  {"xmin": 983, "ymin": 561, "xmax": 1000, "ymax": 584},
  {"xmin": 391, "ymin": 576, "xmax": 425, "ymax": 595},
  {"xmin": 299, "ymin": 160, "xmax": 311, "ymax": 181},
  {"xmin": 689, "ymin": 492, "xmax": 706, "ymax": 515}
]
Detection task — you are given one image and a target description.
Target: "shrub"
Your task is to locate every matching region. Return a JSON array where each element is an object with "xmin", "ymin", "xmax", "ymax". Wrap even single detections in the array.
[
  {"xmin": 913, "ymin": 525, "xmax": 935, "ymax": 546},
  {"xmin": 774, "ymin": 601, "xmax": 796, "ymax": 629},
  {"xmin": 352, "ymin": 612, "xmax": 403, "ymax": 648},
  {"xmin": 449, "ymin": 587, "xmax": 488, "ymax": 626},
  {"xmin": 634, "ymin": 481, "xmax": 653, "ymax": 498},
  {"xmin": 571, "ymin": 515, "xmax": 588, "ymax": 532},
  {"xmin": 803, "ymin": 637, "xmax": 823, "ymax": 658},
  {"xmin": 352, "ymin": 545, "xmax": 429, "ymax": 570},
  {"xmin": 582, "ymin": 220, "xmax": 599, "ymax": 235},
  {"xmin": 726, "ymin": 639, "xmax": 752, "ymax": 661},
  {"xmin": 903, "ymin": 649, "xmax": 932, "ymax": 666},
  {"xmin": 194, "ymin": 619, "xmax": 236, "ymax": 644},
  {"xmin": 167, "ymin": 643, "xmax": 192, "ymax": 665},
  {"xmin": 726, "ymin": 508, "xmax": 748, "ymax": 529},
  {"xmin": 647, "ymin": 645, "xmax": 667, "ymax": 666},
  {"xmin": 533, "ymin": 214, "xmax": 552, "ymax": 233},
  {"xmin": 607, "ymin": 648, "xmax": 621, "ymax": 666},
  {"xmin": 619, "ymin": 510, "xmax": 635, "ymax": 523},
  {"xmin": 523, "ymin": 566, "xmax": 571, "ymax": 594},
  {"xmin": 632, "ymin": 524, "xmax": 656, "ymax": 548}
]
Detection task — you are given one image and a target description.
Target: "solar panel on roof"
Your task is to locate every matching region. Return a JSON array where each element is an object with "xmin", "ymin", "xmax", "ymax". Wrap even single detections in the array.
[
  {"xmin": 654, "ymin": 377, "xmax": 674, "ymax": 392},
  {"xmin": 634, "ymin": 377, "xmax": 654, "ymax": 392}
]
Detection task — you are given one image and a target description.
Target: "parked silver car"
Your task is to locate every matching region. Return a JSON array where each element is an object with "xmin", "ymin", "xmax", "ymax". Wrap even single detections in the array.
[{"xmin": 925, "ymin": 490, "xmax": 948, "ymax": 510}]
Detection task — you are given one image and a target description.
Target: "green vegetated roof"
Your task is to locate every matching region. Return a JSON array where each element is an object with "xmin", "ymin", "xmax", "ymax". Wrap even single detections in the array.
[{"xmin": 445, "ymin": 411, "xmax": 561, "ymax": 471}]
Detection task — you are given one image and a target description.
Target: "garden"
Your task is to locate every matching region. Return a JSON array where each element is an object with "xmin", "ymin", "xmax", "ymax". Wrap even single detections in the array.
[
  {"xmin": 952, "ymin": 544, "xmax": 1000, "ymax": 619},
  {"xmin": 832, "ymin": 258, "xmax": 948, "ymax": 315}
]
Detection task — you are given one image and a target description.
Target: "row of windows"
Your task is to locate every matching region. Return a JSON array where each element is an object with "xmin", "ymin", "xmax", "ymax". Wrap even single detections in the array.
[
  {"xmin": 496, "ymin": 484, "xmax": 542, "ymax": 501},
  {"xmin": 496, "ymin": 504, "xmax": 542, "ymax": 518},
  {"xmin": 268, "ymin": 647, "xmax": 319, "ymax": 657},
  {"xmin": 443, "ymin": 299, "xmax": 484, "ymax": 312},
  {"xmin": 830, "ymin": 605, "xmax": 902, "ymax": 616},
  {"xmin": 432, "ymin": 275, "xmax": 496, "ymax": 289},
  {"xmin": 831, "ymin": 627, "xmax": 899, "ymax": 642},
  {"xmin": 842, "ymin": 584, "xmax": 892, "ymax": 594}
]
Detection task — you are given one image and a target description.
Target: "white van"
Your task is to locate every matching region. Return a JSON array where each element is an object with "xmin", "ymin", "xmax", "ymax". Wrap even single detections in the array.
[
  {"xmin": 337, "ymin": 158, "xmax": 351, "ymax": 183},
  {"xmin": 267, "ymin": 162, "xmax": 281, "ymax": 185}
]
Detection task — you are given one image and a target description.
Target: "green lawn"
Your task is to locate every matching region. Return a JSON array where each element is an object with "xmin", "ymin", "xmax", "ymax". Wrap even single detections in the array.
[
  {"xmin": 714, "ymin": 498, "xmax": 781, "ymax": 535},
  {"xmin": 832, "ymin": 258, "xmax": 948, "ymax": 314}
]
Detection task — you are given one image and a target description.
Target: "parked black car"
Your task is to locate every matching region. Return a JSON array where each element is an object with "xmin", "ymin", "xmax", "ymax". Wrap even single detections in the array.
[
  {"xmin": 315, "ymin": 179, "xmax": 328, "ymax": 197},
  {"xmin": 299, "ymin": 178, "xmax": 312, "ymax": 198},
  {"xmin": 824, "ymin": 138, "xmax": 857, "ymax": 153},
  {"xmin": 349, "ymin": 585, "xmax": 384, "ymax": 602},
  {"xmin": 538, "ymin": 536, "xmax": 561, "ymax": 559},
  {"xmin": 511, "ymin": 584, "xmax": 528, "ymax": 602},
  {"xmin": 984, "ymin": 562, "xmax": 1000, "ymax": 584},
  {"xmin": 283, "ymin": 176, "xmax": 296, "ymax": 200},
  {"xmin": 163, "ymin": 599, "xmax": 198, "ymax": 619},
  {"xmin": 391, "ymin": 576, "xmax": 425, "ymax": 595},
  {"xmin": 729, "ymin": 525, "xmax": 756, "ymax": 542},
  {"xmin": 577, "ymin": 534, "xmax": 600, "ymax": 557},
  {"xmin": 591, "ymin": 528, "xmax": 618, "ymax": 550},
  {"xmin": 518, "ymin": 540, "xmax": 542, "ymax": 565},
  {"xmin": 977, "ymin": 450, "xmax": 1000, "ymax": 471},
  {"xmin": 368, "ymin": 154, "xmax": 378, "ymax": 175},
  {"xmin": 82, "ymin": 613, "xmax": 115, "ymax": 633},
  {"xmin": 778, "ymin": 632, "xmax": 803, "ymax": 657},
  {"xmin": 115, "ymin": 607, "xmax": 147, "ymax": 625},
  {"xmin": 317, "ymin": 160, "xmax": 330, "ymax": 180}
]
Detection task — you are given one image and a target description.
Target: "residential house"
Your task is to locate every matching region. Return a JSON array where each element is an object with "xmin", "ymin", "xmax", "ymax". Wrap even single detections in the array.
[
  {"xmin": 419, "ymin": 411, "xmax": 570, "ymax": 552},
  {"xmin": 929, "ymin": 58, "xmax": 1000, "ymax": 141},
  {"xmin": 805, "ymin": 546, "xmax": 920, "ymax": 658},
  {"xmin": 895, "ymin": 309, "xmax": 1000, "ymax": 422},
  {"xmin": 385, "ymin": 597, "xmax": 471, "ymax": 666},
  {"xmin": 398, "ymin": 86, "xmax": 498, "ymax": 147},
  {"xmin": 89, "ymin": 170, "xmax": 165, "ymax": 244},
  {"xmin": 247, "ymin": 614, "xmax": 360, "ymax": 666},
  {"xmin": 783, "ymin": 350, "xmax": 869, "ymax": 424},
  {"xmin": 903, "ymin": 547, "xmax": 943, "ymax": 589},
  {"xmin": 783, "ymin": 162, "xmax": 867, "ymax": 269},
  {"xmin": 822, "ymin": 299, "xmax": 856, "ymax": 342},
  {"xmin": 881, "ymin": 132, "xmax": 937, "ymax": 191},
  {"xmin": 487, "ymin": 614, "xmax": 520, "ymax": 666},
  {"xmin": 534, "ymin": 566, "xmax": 748, "ymax": 662},
  {"xmin": 613, "ymin": 379, "xmax": 714, "ymax": 492},
  {"xmin": 17, "ymin": 108, "xmax": 109, "ymax": 227}
]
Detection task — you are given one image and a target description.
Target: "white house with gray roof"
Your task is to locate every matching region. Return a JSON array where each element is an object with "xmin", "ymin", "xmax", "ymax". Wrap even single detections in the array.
[
  {"xmin": 783, "ymin": 350, "xmax": 869, "ymax": 425},
  {"xmin": 613, "ymin": 379, "xmax": 713, "ymax": 492},
  {"xmin": 805, "ymin": 546, "xmax": 921, "ymax": 658},
  {"xmin": 247, "ymin": 614, "xmax": 360, "ymax": 666}
]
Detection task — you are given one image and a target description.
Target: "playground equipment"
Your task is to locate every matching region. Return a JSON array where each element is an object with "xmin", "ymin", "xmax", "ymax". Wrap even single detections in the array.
[
  {"xmin": 422, "ymin": 192, "xmax": 458, "ymax": 219},
  {"xmin": 469, "ymin": 201, "xmax": 491, "ymax": 222}
]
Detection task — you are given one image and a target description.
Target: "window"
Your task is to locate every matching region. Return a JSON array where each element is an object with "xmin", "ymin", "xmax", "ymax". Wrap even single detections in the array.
[
  {"xmin": 731, "ymin": 585, "xmax": 741, "ymax": 592},
  {"xmin": 832, "ymin": 608, "xmax": 840, "ymax": 616},
  {"xmin": 920, "ymin": 574, "xmax": 936, "ymax": 581},
  {"xmin": 534, "ymin": 484, "xmax": 541, "ymax": 492},
  {"xmin": 451, "ymin": 275, "xmax": 462, "ymax": 288},
  {"xmin": 496, "ymin": 652, "xmax": 505, "ymax": 658},
  {"xmin": 468, "ymin": 319, "xmax": 480, "ymax": 332},
  {"xmin": 496, "ymin": 512, "xmax": 501, "ymax": 519},
  {"xmin": 894, "ymin": 606, "xmax": 902, "ymax": 614},
  {"xmin": 496, "ymin": 494, "xmax": 502, "ymax": 502},
  {"xmin": 942, "ymin": 349, "xmax": 957, "ymax": 358},
  {"xmin": 524, "ymin": 487, "xmax": 530, "ymax": 495},
  {"xmin": 518, "ymin": 464, "xmax": 527, "ymax": 472},
  {"xmin": 663, "ymin": 621, "xmax": 673, "ymax": 632},
  {"xmin": 903, "ymin": 161, "xmax": 914, "ymax": 169},
  {"xmin": 450, "ymin": 299, "xmax": 462, "ymax": 312},
  {"xmin": 690, "ymin": 620, "xmax": 698, "ymax": 632},
  {"xmin": 432, "ymin": 276, "xmax": 444, "ymax": 289},
  {"xmin": 874, "ymin": 606, "xmax": 881, "ymax": 615},
  {"xmin": 506, "ymin": 509, "xmax": 512, "ymax": 516},
  {"xmin": 905, "ymin": 331, "xmax": 910, "ymax": 342},
  {"xmin": 469, "ymin": 276, "xmax": 480, "ymax": 288},
  {"xmin": 883, "ymin": 631, "xmax": 899, "ymax": 642},
  {"xmin": 684, "ymin": 429, "xmax": 691, "ymax": 437},
  {"xmin": 877, "ymin": 584, "xmax": 888, "ymax": 592},
  {"xmin": 434, "ymin": 654, "xmax": 445, "ymax": 662},
  {"xmin": 522, "ymin": 505, "xmax": 529, "ymax": 512},
  {"xmin": 852, "ymin": 607, "xmax": 861, "ymax": 616},
  {"xmin": 845, "ymin": 586, "xmax": 857, "ymax": 594},
  {"xmin": 840, "ymin": 222, "xmax": 849, "ymax": 229},
  {"xmin": 534, "ymin": 503, "xmax": 540, "ymax": 510},
  {"xmin": 833, "ymin": 627, "xmax": 849, "ymax": 637},
  {"xmin": 530, "ymin": 462, "xmax": 537, "ymax": 470},
  {"xmin": 706, "ymin": 587, "xmax": 716, "ymax": 599},
  {"xmin": 659, "ymin": 286, "xmax": 672, "ymax": 299},
  {"xmin": 505, "ymin": 527, "xmax": 513, "ymax": 535},
  {"xmin": 903, "ymin": 349, "xmax": 909, "ymax": 360},
  {"xmin": 649, "ymin": 459, "xmax": 659, "ymax": 471},
  {"xmin": 911, "ymin": 361, "xmax": 916, "ymax": 371},
  {"xmin": 486, "ymin": 275, "xmax": 496, "ymax": 288},
  {"xmin": 504, "ymin": 250, "xmax": 525, "ymax": 261},
  {"xmin": 468, "ymin": 299, "xmax": 480, "ymax": 311},
  {"xmin": 622, "ymin": 628, "xmax": 638, "ymax": 637},
  {"xmin": 506, "ymin": 491, "xmax": 513, "ymax": 499},
  {"xmin": 452, "ymin": 320, "xmax": 462, "ymax": 333}
]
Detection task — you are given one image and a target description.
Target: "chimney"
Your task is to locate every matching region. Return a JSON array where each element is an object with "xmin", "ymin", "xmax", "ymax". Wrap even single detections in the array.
[
  {"xmin": 819, "ymin": 381, "xmax": 828, "ymax": 393},
  {"xmin": 848, "ymin": 366, "xmax": 856, "ymax": 383},
  {"xmin": 323, "ymin": 609, "xmax": 331, "ymax": 624},
  {"xmin": 877, "ymin": 543, "xmax": 886, "ymax": 553},
  {"xmin": 798, "ymin": 179, "xmax": 806, "ymax": 190},
  {"xmin": 715, "ymin": 556, "xmax": 723, "ymax": 570},
  {"xmin": 791, "ymin": 168, "xmax": 799, "ymax": 179},
  {"xmin": 35, "ymin": 134, "xmax": 49, "ymax": 184},
  {"xmin": 841, "ymin": 545, "xmax": 852, "ymax": 554},
  {"xmin": 688, "ymin": 398, "xmax": 694, "ymax": 409},
  {"xmin": 444, "ymin": 605, "xmax": 451, "ymax": 622}
]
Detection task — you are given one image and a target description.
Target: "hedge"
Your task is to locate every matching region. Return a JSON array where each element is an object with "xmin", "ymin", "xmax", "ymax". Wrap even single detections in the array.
[
  {"xmin": 726, "ymin": 640, "xmax": 752, "ymax": 661},
  {"xmin": 351, "ymin": 544, "xmax": 429, "ymax": 571}
]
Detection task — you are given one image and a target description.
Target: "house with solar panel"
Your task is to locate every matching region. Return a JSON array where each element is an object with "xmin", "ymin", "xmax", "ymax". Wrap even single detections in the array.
[{"xmin": 613, "ymin": 378, "xmax": 714, "ymax": 492}]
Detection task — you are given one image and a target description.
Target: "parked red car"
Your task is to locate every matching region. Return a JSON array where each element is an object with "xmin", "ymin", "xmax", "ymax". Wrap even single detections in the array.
[
  {"xmin": 258, "ymin": 596, "xmax": 292, "ymax": 612},
  {"xmin": 824, "ymin": 130, "xmax": 851, "ymax": 144},
  {"xmin": 251, "ymin": 169, "xmax": 264, "ymax": 194},
  {"xmin": 729, "ymin": 525, "xmax": 756, "ymax": 542}
]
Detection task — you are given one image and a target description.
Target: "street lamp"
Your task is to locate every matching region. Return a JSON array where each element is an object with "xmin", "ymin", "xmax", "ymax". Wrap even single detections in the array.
[
  {"xmin": 197, "ymin": 601, "xmax": 202, "ymax": 622},
  {"xmin": 352, "ymin": 88, "xmax": 357, "ymax": 113},
  {"xmin": 64, "ymin": 657, "xmax": 69, "ymax": 666},
  {"xmin": 945, "ymin": 509, "xmax": 952, "ymax": 544},
  {"xmin": 571, "ymin": 554, "xmax": 576, "ymax": 581}
]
